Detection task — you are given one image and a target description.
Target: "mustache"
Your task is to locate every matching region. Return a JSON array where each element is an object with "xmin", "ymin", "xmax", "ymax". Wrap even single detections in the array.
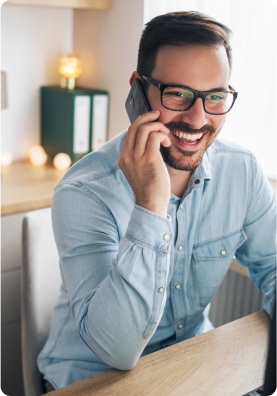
[{"xmin": 164, "ymin": 121, "xmax": 215, "ymax": 135}]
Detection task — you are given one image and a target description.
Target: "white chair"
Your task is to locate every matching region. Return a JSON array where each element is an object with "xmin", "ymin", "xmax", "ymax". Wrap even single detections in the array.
[{"xmin": 21, "ymin": 208, "xmax": 61, "ymax": 396}]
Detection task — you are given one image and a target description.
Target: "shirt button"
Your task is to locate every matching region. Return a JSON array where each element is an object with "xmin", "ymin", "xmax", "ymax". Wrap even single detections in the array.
[
  {"xmin": 178, "ymin": 245, "xmax": 183, "ymax": 251},
  {"xmin": 179, "ymin": 204, "xmax": 183, "ymax": 209},
  {"xmin": 178, "ymin": 324, "xmax": 183, "ymax": 329},
  {"xmin": 163, "ymin": 234, "xmax": 170, "ymax": 241},
  {"xmin": 195, "ymin": 179, "xmax": 200, "ymax": 184},
  {"xmin": 220, "ymin": 249, "xmax": 227, "ymax": 256},
  {"xmin": 175, "ymin": 284, "xmax": 181, "ymax": 290},
  {"xmin": 158, "ymin": 287, "xmax": 164, "ymax": 293}
]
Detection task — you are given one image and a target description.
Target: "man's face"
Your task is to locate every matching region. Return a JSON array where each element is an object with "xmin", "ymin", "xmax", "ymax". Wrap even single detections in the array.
[{"xmin": 147, "ymin": 45, "xmax": 230, "ymax": 171}]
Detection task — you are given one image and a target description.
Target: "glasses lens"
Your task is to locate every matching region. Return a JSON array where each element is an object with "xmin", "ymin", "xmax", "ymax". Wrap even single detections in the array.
[
  {"xmin": 162, "ymin": 87, "xmax": 194, "ymax": 111},
  {"xmin": 205, "ymin": 91, "xmax": 234, "ymax": 114}
]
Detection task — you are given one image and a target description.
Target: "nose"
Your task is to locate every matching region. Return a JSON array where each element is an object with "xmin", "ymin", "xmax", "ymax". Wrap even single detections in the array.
[{"xmin": 180, "ymin": 97, "xmax": 208, "ymax": 130}]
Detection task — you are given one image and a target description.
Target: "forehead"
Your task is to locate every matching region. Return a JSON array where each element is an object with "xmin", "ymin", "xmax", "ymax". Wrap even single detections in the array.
[{"xmin": 152, "ymin": 45, "xmax": 230, "ymax": 90}]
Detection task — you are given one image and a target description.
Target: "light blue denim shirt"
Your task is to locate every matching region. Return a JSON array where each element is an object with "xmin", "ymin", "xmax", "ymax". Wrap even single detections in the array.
[{"xmin": 38, "ymin": 130, "xmax": 276, "ymax": 390}]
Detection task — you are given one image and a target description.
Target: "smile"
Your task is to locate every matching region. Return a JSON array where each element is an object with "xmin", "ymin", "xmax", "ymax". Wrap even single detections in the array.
[{"xmin": 170, "ymin": 130, "xmax": 206, "ymax": 150}]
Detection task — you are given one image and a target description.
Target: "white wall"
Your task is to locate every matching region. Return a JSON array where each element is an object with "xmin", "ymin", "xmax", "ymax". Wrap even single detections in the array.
[
  {"xmin": 1, "ymin": 5, "xmax": 73, "ymax": 160},
  {"xmin": 1, "ymin": 0, "xmax": 145, "ymax": 160},
  {"xmin": 73, "ymin": 0, "xmax": 144, "ymax": 139}
]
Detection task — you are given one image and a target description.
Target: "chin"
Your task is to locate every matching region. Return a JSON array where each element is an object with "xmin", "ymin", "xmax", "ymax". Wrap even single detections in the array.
[{"xmin": 160, "ymin": 144, "xmax": 205, "ymax": 171}]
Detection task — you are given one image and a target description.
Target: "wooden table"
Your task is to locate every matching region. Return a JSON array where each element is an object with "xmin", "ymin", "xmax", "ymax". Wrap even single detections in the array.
[
  {"xmin": 1, "ymin": 160, "xmax": 66, "ymax": 215},
  {"xmin": 48, "ymin": 310, "xmax": 270, "ymax": 396}
]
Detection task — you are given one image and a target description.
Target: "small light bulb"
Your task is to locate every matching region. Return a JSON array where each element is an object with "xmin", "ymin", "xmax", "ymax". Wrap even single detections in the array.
[
  {"xmin": 53, "ymin": 153, "xmax": 71, "ymax": 170},
  {"xmin": 30, "ymin": 150, "xmax": 48, "ymax": 167},
  {"xmin": 1, "ymin": 151, "xmax": 13, "ymax": 167},
  {"xmin": 28, "ymin": 144, "xmax": 45, "ymax": 159}
]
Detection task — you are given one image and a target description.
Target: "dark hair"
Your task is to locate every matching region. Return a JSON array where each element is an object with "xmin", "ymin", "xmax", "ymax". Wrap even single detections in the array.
[{"xmin": 137, "ymin": 11, "xmax": 233, "ymax": 79}]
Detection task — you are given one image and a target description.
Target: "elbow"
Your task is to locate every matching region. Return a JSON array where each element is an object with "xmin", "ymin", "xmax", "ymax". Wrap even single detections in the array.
[
  {"xmin": 79, "ymin": 323, "xmax": 140, "ymax": 370},
  {"xmin": 92, "ymin": 344, "xmax": 139, "ymax": 371},
  {"xmin": 93, "ymin": 342, "xmax": 140, "ymax": 371},
  {"xmin": 110, "ymin": 357, "xmax": 138, "ymax": 371},
  {"xmin": 78, "ymin": 312, "xmax": 142, "ymax": 371}
]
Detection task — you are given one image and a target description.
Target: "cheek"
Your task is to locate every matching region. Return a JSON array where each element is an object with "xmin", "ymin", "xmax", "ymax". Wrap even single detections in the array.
[
  {"xmin": 212, "ymin": 115, "xmax": 226, "ymax": 132},
  {"xmin": 158, "ymin": 108, "xmax": 177, "ymax": 124},
  {"xmin": 147, "ymin": 88, "xmax": 161, "ymax": 109},
  {"xmin": 208, "ymin": 114, "xmax": 226, "ymax": 135}
]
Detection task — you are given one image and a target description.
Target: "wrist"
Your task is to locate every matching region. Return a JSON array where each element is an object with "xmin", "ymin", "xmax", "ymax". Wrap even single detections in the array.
[{"xmin": 135, "ymin": 201, "xmax": 168, "ymax": 218}]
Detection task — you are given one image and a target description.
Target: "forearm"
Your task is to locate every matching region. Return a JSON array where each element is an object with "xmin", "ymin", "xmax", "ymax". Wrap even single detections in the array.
[{"xmin": 63, "ymin": 205, "xmax": 173, "ymax": 370}]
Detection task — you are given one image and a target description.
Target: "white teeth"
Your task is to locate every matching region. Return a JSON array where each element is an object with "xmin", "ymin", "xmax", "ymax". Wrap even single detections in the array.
[{"xmin": 173, "ymin": 131, "xmax": 203, "ymax": 140}]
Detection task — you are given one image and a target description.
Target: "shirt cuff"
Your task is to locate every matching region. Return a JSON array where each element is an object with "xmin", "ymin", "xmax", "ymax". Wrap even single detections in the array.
[{"xmin": 125, "ymin": 204, "xmax": 174, "ymax": 253}]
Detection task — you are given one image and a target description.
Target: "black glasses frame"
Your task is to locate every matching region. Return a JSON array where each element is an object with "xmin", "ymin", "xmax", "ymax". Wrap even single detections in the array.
[{"xmin": 141, "ymin": 74, "xmax": 238, "ymax": 115}]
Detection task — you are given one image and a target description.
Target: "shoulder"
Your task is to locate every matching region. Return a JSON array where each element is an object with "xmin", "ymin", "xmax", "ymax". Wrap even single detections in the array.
[
  {"xmin": 205, "ymin": 138, "xmax": 260, "ymax": 194},
  {"xmin": 57, "ymin": 129, "xmax": 128, "ymax": 186},
  {"xmin": 53, "ymin": 129, "xmax": 135, "ymax": 214},
  {"xmin": 207, "ymin": 138, "xmax": 257, "ymax": 172},
  {"xmin": 209, "ymin": 138, "xmax": 253, "ymax": 156}
]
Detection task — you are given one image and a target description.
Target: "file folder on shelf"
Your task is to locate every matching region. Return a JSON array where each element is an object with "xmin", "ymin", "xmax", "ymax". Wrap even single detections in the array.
[{"xmin": 41, "ymin": 86, "xmax": 109, "ymax": 163}]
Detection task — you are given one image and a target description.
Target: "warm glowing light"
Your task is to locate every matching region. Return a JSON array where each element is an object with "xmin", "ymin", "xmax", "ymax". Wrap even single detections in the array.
[
  {"xmin": 58, "ymin": 53, "xmax": 82, "ymax": 90},
  {"xmin": 59, "ymin": 54, "xmax": 82, "ymax": 78},
  {"xmin": 1, "ymin": 151, "xmax": 13, "ymax": 167},
  {"xmin": 29, "ymin": 145, "xmax": 48, "ymax": 167},
  {"xmin": 28, "ymin": 145, "xmax": 45, "ymax": 159},
  {"xmin": 53, "ymin": 153, "xmax": 71, "ymax": 170}
]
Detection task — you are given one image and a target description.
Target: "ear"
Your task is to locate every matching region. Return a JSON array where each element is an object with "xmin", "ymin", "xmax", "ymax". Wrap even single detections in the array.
[{"xmin": 129, "ymin": 71, "xmax": 141, "ymax": 87}]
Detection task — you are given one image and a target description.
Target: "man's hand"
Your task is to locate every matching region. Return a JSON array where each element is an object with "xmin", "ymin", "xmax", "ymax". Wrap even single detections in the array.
[{"xmin": 118, "ymin": 110, "xmax": 171, "ymax": 217}]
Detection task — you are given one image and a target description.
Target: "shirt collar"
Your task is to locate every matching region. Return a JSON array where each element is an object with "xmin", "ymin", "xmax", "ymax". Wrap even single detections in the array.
[
  {"xmin": 169, "ymin": 150, "xmax": 212, "ymax": 201},
  {"xmin": 199, "ymin": 150, "xmax": 212, "ymax": 181}
]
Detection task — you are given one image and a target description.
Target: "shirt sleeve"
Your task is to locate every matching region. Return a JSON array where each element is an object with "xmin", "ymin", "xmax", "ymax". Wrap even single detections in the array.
[
  {"xmin": 51, "ymin": 182, "xmax": 174, "ymax": 370},
  {"xmin": 235, "ymin": 155, "xmax": 276, "ymax": 318}
]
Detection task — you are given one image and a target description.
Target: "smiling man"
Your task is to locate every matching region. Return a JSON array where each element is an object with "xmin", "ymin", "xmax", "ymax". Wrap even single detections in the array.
[{"xmin": 38, "ymin": 12, "xmax": 276, "ymax": 392}]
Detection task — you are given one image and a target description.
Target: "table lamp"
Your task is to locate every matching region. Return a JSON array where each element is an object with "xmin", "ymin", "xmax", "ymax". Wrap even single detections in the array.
[
  {"xmin": 1, "ymin": 71, "xmax": 8, "ymax": 109},
  {"xmin": 58, "ymin": 53, "xmax": 82, "ymax": 90}
]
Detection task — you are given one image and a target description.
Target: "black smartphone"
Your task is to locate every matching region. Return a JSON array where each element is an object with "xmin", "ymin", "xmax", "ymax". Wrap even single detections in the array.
[{"xmin": 125, "ymin": 78, "xmax": 152, "ymax": 124}]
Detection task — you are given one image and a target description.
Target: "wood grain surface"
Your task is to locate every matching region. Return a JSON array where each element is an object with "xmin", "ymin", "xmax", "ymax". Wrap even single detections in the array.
[
  {"xmin": 1, "ymin": 161, "xmax": 66, "ymax": 215},
  {"xmin": 48, "ymin": 310, "xmax": 270, "ymax": 396},
  {"xmin": 5, "ymin": 0, "xmax": 112, "ymax": 9}
]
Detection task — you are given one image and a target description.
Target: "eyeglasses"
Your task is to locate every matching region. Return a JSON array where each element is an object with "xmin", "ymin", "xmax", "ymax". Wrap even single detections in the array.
[{"xmin": 141, "ymin": 74, "xmax": 238, "ymax": 115}]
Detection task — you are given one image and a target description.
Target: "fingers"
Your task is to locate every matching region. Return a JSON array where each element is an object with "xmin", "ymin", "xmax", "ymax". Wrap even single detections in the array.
[
  {"xmin": 144, "ymin": 132, "xmax": 171, "ymax": 160},
  {"xmin": 124, "ymin": 110, "xmax": 161, "ymax": 151},
  {"xmin": 135, "ymin": 122, "xmax": 170, "ymax": 157}
]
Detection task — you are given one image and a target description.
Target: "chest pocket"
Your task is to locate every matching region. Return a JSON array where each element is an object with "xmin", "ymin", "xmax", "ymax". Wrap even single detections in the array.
[{"xmin": 192, "ymin": 229, "xmax": 247, "ymax": 307}]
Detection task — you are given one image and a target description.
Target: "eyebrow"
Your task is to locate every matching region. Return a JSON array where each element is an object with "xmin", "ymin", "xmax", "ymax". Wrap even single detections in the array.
[{"xmin": 167, "ymin": 82, "xmax": 229, "ymax": 91}]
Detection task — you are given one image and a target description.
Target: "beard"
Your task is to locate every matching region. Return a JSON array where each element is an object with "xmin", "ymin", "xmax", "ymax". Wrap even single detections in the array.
[{"xmin": 160, "ymin": 120, "xmax": 222, "ymax": 171}]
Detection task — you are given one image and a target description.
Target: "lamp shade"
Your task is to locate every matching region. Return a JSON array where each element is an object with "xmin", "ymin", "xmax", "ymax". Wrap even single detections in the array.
[{"xmin": 0, "ymin": 72, "xmax": 8, "ymax": 109}]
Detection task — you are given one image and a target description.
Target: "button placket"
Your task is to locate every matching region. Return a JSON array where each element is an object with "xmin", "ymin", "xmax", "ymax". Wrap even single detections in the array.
[{"xmin": 172, "ymin": 206, "xmax": 187, "ymax": 340}]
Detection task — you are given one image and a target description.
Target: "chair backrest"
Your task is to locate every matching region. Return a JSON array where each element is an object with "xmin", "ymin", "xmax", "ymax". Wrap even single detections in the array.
[{"xmin": 21, "ymin": 208, "xmax": 61, "ymax": 396}]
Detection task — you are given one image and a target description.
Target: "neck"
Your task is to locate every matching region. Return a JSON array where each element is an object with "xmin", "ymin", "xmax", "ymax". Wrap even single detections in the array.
[{"xmin": 167, "ymin": 165, "xmax": 192, "ymax": 198}]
